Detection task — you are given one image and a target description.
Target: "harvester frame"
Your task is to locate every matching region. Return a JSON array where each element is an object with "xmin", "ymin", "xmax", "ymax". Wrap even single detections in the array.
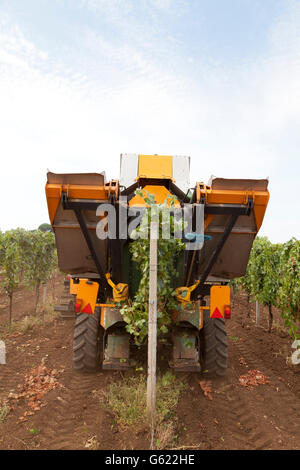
[{"xmin": 45, "ymin": 154, "xmax": 269, "ymax": 376}]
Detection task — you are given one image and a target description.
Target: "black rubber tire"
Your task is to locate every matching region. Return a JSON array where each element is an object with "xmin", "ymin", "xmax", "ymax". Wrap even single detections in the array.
[
  {"xmin": 73, "ymin": 307, "xmax": 103, "ymax": 372},
  {"xmin": 200, "ymin": 312, "xmax": 228, "ymax": 378}
]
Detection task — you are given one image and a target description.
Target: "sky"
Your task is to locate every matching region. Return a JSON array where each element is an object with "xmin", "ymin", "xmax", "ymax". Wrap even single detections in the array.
[{"xmin": 0, "ymin": 0, "xmax": 299, "ymax": 242}]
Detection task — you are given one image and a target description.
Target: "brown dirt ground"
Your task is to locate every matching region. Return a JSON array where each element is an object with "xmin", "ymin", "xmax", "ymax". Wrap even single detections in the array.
[
  {"xmin": 0, "ymin": 274, "xmax": 64, "ymax": 324},
  {"xmin": 0, "ymin": 284, "xmax": 299, "ymax": 450}
]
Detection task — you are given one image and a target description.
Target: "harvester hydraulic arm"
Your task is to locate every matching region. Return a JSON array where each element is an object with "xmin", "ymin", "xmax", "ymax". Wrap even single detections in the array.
[
  {"xmin": 192, "ymin": 198, "xmax": 253, "ymax": 299},
  {"xmin": 61, "ymin": 192, "xmax": 111, "ymax": 300}
]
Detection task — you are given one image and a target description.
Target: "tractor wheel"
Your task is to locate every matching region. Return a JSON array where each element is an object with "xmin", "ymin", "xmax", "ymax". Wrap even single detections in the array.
[
  {"xmin": 200, "ymin": 312, "xmax": 227, "ymax": 378},
  {"xmin": 73, "ymin": 307, "xmax": 103, "ymax": 372}
]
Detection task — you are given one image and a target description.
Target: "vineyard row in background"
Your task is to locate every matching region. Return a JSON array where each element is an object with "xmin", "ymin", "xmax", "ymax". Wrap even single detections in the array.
[
  {"xmin": 0, "ymin": 226, "xmax": 57, "ymax": 324},
  {"xmin": 0, "ymin": 227, "xmax": 299, "ymax": 342},
  {"xmin": 230, "ymin": 236, "xmax": 300, "ymax": 341}
]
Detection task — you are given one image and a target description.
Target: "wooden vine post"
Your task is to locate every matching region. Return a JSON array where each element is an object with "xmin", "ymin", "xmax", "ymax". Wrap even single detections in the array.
[
  {"xmin": 256, "ymin": 300, "xmax": 260, "ymax": 326},
  {"xmin": 147, "ymin": 220, "xmax": 158, "ymax": 446}
]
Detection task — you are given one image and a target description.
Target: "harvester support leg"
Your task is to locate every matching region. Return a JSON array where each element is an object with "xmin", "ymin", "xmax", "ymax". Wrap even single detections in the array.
[
  {"xmin": 172, "ymin": 328, "xmax": 201, "ymax": 372},
  {"xmin": 102, "ymin": 332, "xmax": 130, "ymax": 370}
]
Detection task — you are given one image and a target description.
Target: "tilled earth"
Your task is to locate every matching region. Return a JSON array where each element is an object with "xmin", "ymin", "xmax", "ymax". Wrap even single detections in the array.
[{"xmin": 0, "ymin": 287, "xmax": 299, "ymax": 450}]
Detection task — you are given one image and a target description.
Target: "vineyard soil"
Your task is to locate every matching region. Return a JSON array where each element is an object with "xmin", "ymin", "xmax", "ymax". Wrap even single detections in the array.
[
  {"xmin": 0, "ymin": 274, "xmax": 64, "ymax": 324},
  {"xmin": 0, "ymin": 282, "xmax": 299, "ymax": 450}
]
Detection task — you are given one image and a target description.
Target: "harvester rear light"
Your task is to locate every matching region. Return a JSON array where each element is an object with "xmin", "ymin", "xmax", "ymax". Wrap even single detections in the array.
[
  {"xmin": 82, "ymin": 303, "xmax": 93, "ymax": 314},
  {"xmin": 224, "ymin": 305, "xmax": 231, "ymax": 319},
  {"xmin": 74, "ymin": 300, "xmax": 82, "ymax": 313},
  {"xmin": 211, "ymin": 307, "xmax": 223, "ymax": 319}
]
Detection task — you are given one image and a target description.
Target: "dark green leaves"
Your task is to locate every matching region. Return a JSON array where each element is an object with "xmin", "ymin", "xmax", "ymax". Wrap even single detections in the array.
[
  {"xmin": 120, "ymin": 189, "xmax": 185, "ymax": 345},
  {"xmin": 235, "ymin": 236, "xmax": 300, "ymax": 340}
]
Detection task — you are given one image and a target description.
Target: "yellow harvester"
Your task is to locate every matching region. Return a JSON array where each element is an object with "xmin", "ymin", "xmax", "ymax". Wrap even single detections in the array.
[{"xmin": 45, "ymin": 154, "xmax": 269, "ymax": 375}]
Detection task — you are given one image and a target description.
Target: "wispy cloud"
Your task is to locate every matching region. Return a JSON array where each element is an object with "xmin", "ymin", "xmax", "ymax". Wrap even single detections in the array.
[
  {"xmin": 0, "ymin": 15, "xmax": 47, "ymax": 72},
  {"xmin": 0, "ymin": 0, "xmax": 299, "ymax": 241}
]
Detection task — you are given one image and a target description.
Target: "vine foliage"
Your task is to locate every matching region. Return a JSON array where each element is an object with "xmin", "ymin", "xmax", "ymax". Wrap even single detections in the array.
[
  {"xmin": 231, "ymin": 237, "xmax": 300, "ymax": 339},
  {"xmin": 120, "ymin": 190, "xmax": 185, "ymax": 345},
  {"xmin": 0, "ymin": 227, "xmax": 57, "ymax": 323}
]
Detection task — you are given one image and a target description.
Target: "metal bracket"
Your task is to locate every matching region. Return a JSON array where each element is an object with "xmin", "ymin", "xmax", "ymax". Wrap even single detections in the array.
[
  {"xmin": 172, "ymin": 330, "xmax": 200, "ymax": 372},
  {"xmin": 61, "ymin": 192, "xmax": 110, "ymax": 299},
  {"xmin": 192, "ymin": 200, "xmax": 253, "ymax": 299}
]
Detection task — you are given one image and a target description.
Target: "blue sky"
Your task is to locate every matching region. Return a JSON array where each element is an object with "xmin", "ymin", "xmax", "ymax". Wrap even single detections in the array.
[{"xmin": 0, "ymin": 0, "xmax": 299, "ymax": 242}]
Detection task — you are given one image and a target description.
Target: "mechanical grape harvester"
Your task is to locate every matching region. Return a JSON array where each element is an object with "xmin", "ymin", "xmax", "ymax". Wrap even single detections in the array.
[{"xmin": 45, "ymin": 154, "xmax": 269, "ymax": 375}]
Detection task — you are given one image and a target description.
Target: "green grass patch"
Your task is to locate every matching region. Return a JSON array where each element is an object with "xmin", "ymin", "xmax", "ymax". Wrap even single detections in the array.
[
  {"xmin": 0, "ymin": 400, "xmax": 9, "ymax": 423},
  {"xmin": 100, "ymin": 371, "xmax": 185, "ymax": 449},
  {"xmin": 29, "ymin": 428, "xmax": 39, "ymax": 436},
  {"xmin": 1, "ymin": 302, "xmax": 61, "ymax": 335},
  {"xmin": 17, "ymin": 315, "xmax": 42, "ymax": 334},
  {"xmin": 228, "ymin": 335, "xmax": 240, "ymax": 342}
]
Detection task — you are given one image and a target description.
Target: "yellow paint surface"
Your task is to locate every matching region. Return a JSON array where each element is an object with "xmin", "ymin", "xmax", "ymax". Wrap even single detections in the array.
[
  {"xmin": 69, "ymin": 278, "xmax": 78, "ymax": 295},
  {"xmin": 210, "ymin": 285, "xmax": 230, "ymax": 318},
  {"xmin": 129, "ymin": 185, "xmax": 180, "ymax": 207},
  {"xmin": 138, "ymin": 155, "xmax": 172, "ymax": 179},
  {"xmin": 76, "ymin": 279, "xmax": 98, "ymax": 314}
]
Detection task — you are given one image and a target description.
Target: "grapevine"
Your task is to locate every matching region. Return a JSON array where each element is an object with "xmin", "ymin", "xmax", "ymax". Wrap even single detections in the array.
[
  {"xmin": 0, "ymin": 228, "xmax": 57, "ymax": 322},
  {"xmin": 120, "ymin": 190, "xmax": 185, "ymax": 345},
  {"xmin": 237, "ymin": 237, "xmax": 300, "ymax": 339}
]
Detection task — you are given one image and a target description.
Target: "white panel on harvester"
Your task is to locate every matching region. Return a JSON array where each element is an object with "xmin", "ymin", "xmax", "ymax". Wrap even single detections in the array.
[
  {"xmin": 172, "ymin": 155, "xmax": 190, "ymax": 193},
  {"xmin": 120, "ymin": 154, "xmax": 139, "ymax": 189}
]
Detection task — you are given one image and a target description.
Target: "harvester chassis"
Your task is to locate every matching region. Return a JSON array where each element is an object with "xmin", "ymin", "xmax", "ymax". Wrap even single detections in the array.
[
  {"xmin": 46, "ymin": 154, "xmax": 269, "ymax": 376},
  {"xmin": 66, "ymin": 195, "xmax": 251, "ymax": 375}
]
